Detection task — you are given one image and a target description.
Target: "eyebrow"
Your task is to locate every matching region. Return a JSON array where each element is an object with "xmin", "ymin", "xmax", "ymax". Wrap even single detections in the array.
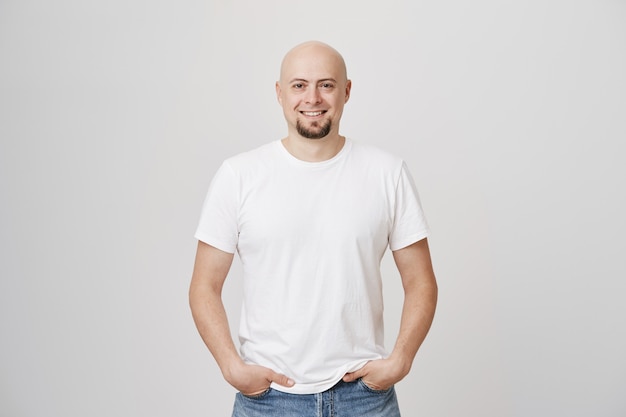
[{"xmin": 288, "ymin": 78, "xmax": 338, "ymax": 84}]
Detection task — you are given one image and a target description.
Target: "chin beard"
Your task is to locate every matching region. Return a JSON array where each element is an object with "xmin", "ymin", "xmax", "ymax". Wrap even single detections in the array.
[{"xmin": 296, "ymin": 119, "xmax": 332, "ymax": 139}]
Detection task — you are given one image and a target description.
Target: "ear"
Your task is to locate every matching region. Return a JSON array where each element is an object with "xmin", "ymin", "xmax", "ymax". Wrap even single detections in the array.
[
  {"xmin": 275, "ymin": 81, "xmax": 283, "ymax": 106},
  {"xmin": 344, "ymin": 79, "xmax": 352, "ymax": 103}
]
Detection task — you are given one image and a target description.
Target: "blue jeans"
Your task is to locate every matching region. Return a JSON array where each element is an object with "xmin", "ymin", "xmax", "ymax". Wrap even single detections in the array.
[{"xmin": 232, "ymin": 379, "xmax": 401, "ymax": 417}]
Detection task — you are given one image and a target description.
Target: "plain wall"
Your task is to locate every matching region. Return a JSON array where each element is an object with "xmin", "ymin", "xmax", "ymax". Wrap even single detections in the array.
[{"xmin": 1, "ymin": 0, "xmax": 625, "ymax": 416}]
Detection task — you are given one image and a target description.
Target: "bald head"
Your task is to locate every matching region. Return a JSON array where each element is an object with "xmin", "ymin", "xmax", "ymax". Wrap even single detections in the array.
[{"xmin": 279, "ymin": 41, "xmax": 348, "ymax": 85}]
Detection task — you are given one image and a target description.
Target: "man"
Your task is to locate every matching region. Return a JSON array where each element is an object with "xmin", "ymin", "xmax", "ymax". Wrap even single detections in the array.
[{"xmin": 190, "ymin": 41, "xmax": 437, "ymax": 417}]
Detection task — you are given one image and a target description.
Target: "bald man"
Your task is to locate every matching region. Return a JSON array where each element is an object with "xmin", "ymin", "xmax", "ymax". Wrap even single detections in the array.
[{"xmin": 190, "ymin": 41, "xmax": 437, "ymax": 417}]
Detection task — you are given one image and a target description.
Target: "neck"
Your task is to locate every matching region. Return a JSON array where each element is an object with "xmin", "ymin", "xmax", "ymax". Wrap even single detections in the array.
[{"xmin": 281, "ymin": 134, "xmax": 346, "ymax": 162}]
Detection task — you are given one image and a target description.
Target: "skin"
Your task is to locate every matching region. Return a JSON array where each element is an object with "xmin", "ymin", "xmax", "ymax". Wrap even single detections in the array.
[{"xmin": 189, "ymin": 41, "xmax": 438, "ymax": 396}]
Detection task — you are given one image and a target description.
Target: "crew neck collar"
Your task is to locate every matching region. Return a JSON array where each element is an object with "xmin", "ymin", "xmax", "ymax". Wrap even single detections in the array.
[{"xmin": 276, "ymin": 138, "xmax": 352, "ymax": 167}]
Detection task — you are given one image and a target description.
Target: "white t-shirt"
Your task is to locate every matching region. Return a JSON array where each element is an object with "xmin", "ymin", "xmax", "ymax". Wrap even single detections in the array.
[{"xmin": 195, "ymin": 138, "xmax": 430, "ymax": 394}]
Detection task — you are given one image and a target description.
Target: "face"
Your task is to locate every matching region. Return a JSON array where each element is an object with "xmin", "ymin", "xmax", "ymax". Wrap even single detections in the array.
[{"xmin": 276, "ymin": 43, "xmax": 351, "ymax": 140}]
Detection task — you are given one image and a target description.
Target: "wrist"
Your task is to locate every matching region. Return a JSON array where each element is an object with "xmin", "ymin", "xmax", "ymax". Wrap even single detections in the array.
[
  {"xmin": 220, "ymin": 356, "xmax": 246, "ymax": 384},
  {"xmin": 387, "ymin": 352, "xmax": 413, "ymax": 379}
]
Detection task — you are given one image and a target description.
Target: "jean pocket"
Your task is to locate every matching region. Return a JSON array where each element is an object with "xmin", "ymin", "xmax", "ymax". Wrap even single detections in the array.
[
  {"xmin": 358, "ymin": 378, "xmax": 393, "ymax": 394},
  {"xmin": 240, "ymin": 387, "xmax": 272, "ymax": 400}
]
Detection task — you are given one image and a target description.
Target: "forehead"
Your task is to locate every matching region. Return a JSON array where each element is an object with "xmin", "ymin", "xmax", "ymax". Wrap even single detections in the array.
[{"xmin": 280, "ymin": 45, "xmax": 347, "ymax": 82}]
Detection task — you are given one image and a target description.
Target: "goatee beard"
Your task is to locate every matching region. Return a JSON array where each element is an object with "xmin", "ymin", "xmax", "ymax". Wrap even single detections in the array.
[{"xmin": 296, "ymin": 119, "xmax": 332, "ymax": 139}]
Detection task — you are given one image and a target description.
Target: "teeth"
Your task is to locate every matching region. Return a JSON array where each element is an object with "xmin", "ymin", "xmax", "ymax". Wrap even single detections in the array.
[{"xmin": 302, "ymin": 111, "xmax": 323, "ymax": 116}]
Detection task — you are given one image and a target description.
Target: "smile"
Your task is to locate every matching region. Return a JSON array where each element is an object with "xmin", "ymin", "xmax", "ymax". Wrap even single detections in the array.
[{"xmin": 300, "ymin": 111, "xmax": 326, "ymax": 117}]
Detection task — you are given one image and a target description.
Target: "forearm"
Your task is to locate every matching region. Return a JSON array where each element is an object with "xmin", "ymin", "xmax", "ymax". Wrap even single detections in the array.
[
  {"xmin": 189, "ymin": 242, "xmax": 242, "ymax": 381},
  {"xmin": 189, "ymin": 287, "xmax": 244, "ymax": 379},
  {"xmin": 388, "ymin": 277, "xmax": 438, "ymax": 374},
  {"xmin": 388, "ymin": 238, "xmax": 438, "ymax": 376}
]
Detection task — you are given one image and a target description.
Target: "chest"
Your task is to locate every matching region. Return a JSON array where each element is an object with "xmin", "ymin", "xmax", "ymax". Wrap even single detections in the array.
[{"xmin": 237, "ymin": 167, "xmax": 395, "ymax": 250}]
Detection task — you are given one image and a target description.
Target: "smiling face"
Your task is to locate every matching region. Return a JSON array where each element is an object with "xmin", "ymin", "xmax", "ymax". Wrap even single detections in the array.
[{"xmin": 276, "ymin": 42, "xmax": 351, "ymax": 141}]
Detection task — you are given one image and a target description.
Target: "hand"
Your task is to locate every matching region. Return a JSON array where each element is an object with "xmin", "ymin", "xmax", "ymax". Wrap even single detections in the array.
[
  {"xmin": 225, "ymin": 362, "xmax": 295, "ymax": 396},
  {"xmin": 342, "ymin": 357, "xmax": 410, "ymax": 391}
]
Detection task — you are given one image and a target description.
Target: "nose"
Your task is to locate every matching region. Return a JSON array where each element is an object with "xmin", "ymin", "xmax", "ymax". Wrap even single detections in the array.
[{"xmin": 305, "ymin": 86, "xmax": 322, "ymax": 104}]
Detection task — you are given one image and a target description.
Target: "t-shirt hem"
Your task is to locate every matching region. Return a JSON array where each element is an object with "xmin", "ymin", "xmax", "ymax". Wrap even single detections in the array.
[{"xmin": 268, "ymin": 358, "xmax": 375, "ymax": 395}]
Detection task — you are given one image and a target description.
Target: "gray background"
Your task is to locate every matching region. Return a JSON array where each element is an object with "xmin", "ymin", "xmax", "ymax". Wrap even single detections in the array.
[{"xmin": 1, "ymin": 0, "xmax": 625, "ymax": 416}]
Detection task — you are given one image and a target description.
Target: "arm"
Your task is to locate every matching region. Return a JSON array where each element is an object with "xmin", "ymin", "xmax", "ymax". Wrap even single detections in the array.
[
  {"xmin": 189, "ymin": 241, "xmax": 294, "ymax": 395},
  {"xmin": 343, "ymin": 238, "xmax": 438, "ymax": 389}
]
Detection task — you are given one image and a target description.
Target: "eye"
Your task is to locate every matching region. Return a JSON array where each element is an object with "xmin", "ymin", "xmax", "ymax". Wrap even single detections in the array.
[
  {"xmin": 321, "ymin": 83, "xmax": 334, "ymax": 89},
  {"xmin": 293, "ymin": 83, "xmax": 304, "ymax": 89}
]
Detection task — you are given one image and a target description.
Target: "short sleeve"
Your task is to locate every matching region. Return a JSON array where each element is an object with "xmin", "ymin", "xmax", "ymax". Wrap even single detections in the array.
[
  {"xmin": 194, "ymin": 161, "xmax": 239, "ymax": 253},
  {"xmin": 388, "ymin": 162, "xmax": 430, "ymax": 251}
]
